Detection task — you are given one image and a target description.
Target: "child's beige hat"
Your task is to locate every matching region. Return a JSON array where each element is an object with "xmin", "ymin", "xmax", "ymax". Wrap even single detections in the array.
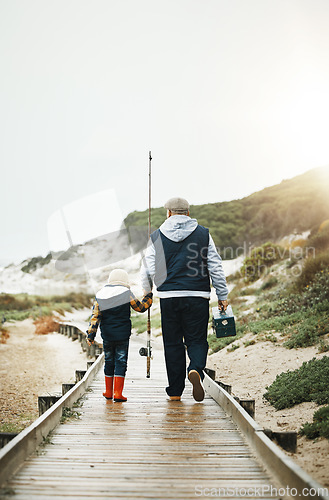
[{"xmin": 108, "ymin": 269, "xmax": 130, "ymax": 288}]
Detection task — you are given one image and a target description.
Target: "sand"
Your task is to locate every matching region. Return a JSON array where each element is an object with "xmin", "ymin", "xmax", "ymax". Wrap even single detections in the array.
[
  {"xmin": 0, "ymin": 317, "xmax": 89, "ymax": 432},
  {"xmin": 207, "ymin": 332, "xmax": 329, "ymax": 488}
]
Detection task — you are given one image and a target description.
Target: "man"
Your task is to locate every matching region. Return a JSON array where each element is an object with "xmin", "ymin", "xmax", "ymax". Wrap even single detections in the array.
[{"xmin": 141, "ymin": 197, "xmax": 229, "ymax": 402}]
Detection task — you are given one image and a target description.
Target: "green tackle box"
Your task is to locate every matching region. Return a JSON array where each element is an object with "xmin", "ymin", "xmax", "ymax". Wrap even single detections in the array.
[{"xmin": 212, "ymin": 305, "xmax": 236, "ymax": 338}]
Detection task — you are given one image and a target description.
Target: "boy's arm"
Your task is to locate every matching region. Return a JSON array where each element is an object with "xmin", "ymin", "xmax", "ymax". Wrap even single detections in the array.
[
  {"xmin": 130, "ymin": 292, "xmax": 153, "ymax": 313},
  {"xmin": 86, "ymin": 299, "xmax": 101, "ymax": 344}
]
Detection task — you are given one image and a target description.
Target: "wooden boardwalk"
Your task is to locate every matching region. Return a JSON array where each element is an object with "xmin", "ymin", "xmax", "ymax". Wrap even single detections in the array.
[{"xmin": 3, "ymin": 338, "xmax": 277, "ymax": 499}]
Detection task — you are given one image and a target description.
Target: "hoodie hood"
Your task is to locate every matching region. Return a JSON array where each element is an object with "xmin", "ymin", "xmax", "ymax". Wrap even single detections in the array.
[
  {"xmin": 96, "ymin": 284, "xmax": 131, "ymax": 309},
  {"xmin": 159, "ymin": 215, "xmax": 198, "ymax": 242}
]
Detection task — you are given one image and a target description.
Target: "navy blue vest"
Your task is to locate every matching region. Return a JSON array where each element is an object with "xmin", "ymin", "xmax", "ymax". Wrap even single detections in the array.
[
  {"xmin": 97, "ymin": 287, "xmax": 131, "ymax": 342},
  {"xmin": 151, "ymin": 225, "xmax": 210, "ymax": 292}
]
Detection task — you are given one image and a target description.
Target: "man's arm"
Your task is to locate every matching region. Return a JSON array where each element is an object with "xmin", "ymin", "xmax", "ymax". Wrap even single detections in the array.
[
  {"xmin": 86, "ymin": 299, "xmax": 101, "ymax": 344},
  {"xmin": 140, "ymin": 240, "xmax": 156, "ymax": 293},
  {"xmin": 207, "ymin": 234, "xmax": 229, "ymax": 309},
  {"xmin": 130, "ymin": 292, "xmax": 153, "ymax": 312}
]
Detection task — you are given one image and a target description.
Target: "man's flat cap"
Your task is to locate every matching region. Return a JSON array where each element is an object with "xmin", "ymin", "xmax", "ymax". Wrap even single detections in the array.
[{"xmin": 164, "ymin": 197, "xmax": 190, "ymax": 212}]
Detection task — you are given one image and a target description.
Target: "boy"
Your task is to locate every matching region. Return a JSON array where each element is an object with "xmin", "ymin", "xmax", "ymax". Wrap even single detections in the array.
[{"xmin": 86, "ymin": 268, "xmax": 152, "ymax": 402}]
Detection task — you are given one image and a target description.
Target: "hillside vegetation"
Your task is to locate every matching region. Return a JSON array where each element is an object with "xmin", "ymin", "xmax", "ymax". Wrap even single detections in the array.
[
  {"xmin": 208, "ymin": 220, "xmax": 329, "ymax": 353},
  {"xmin": 124, "ymin": 166, "xmax": 329, "ymax": 256},
  {"xmin": 205, "ymin": 220, "xmax": 329, "ymax": 442},
  {"xmin": 0, "ymin": 293, "xmax": 93, "ymax": 322}
]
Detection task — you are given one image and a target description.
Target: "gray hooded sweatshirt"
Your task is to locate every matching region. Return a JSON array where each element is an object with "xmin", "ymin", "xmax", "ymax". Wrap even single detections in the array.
[{"xmin": 141, "ymin": 215, "xmax": 228, "ymax": 300}]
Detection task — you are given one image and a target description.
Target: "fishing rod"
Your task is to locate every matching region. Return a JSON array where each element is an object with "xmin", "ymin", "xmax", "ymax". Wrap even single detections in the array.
[
  {"xmin": 139, "ymin": 151, "xmax": 153, "ymax": 378},
  {"xmin": 146, "ymin": 150, "xmax": 152, "ymax": 378}
]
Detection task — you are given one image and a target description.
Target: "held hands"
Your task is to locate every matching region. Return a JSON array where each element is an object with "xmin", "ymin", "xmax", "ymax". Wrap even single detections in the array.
[{"xmin": 218, "ymin": 300, "xmax": 228, "ymax": 312}]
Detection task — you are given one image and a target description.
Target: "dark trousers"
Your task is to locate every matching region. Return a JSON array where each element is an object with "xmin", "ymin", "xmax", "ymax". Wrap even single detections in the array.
[
  {"xmin": 103, "ymin": 339, "xmax": 129, "ymax": 377},
  {"xmin": 160, "ymin": 297, "xmax": 209, "ymax": 397}
]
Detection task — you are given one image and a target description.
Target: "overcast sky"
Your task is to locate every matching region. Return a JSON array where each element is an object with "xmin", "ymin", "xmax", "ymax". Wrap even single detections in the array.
[{"xmin": 1, "ymin": 0, "xmax": 329, "ymax": 264}]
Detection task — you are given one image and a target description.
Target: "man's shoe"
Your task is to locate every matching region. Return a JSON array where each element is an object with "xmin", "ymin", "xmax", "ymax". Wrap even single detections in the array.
[
  {"xmin": 188, "ymin": 370, "xmax": 205, "ymax": 402},
  {"xmin": 169, "ymin": 396, "xmax": 181, "ymax": 401}
]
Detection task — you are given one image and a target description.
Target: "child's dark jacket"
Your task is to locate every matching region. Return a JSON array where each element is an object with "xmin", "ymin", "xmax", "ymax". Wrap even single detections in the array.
[{"xmin": 86, "ymin": 285, "xmax": 153, "ymax": 343}]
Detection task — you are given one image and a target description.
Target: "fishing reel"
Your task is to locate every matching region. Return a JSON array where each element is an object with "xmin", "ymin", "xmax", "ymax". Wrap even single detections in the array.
[
  {"xmin": 139, "ymin": 346, "xmax": 152, "ymax": 358},
  {"xmin": 139, "ymin": 347, "xmax": 148, "ymax": 357}
]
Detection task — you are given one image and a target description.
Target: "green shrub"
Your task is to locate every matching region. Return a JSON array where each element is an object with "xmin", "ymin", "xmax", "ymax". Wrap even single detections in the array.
[
  {"xmin": 227, "ymin": 343, "xmax": 240, "ymax": 352},
  {"xmin": 303, "ymin": 270, "xmax": 329, "ymax": 305},
  {"xmin": 246, "ymin": 312, "xmax": 301, "ymax": 335},
  {"xmin": 307, "ymin": 225, "xmax": 329, "ymax": 254},
  {"xmin": 240, "ymin": 287, "xmax": 258, "ymax": 296},
  {"xmin": 300, "ymin": 405, "xmax": 329, "ymax": 440},
  {"xmin": 0, "ymin": 294, "xmax": 34, "ymax": 311},
  {"xmin": 294, "ymin": 252, "xmax": 329, "ymax": 292},
  {"xmin": 241, "ymin": 242, "xmax": 286, "ymax": 282},
  {"xmin": 268, "ymin": 289, "xmax": 329, "ymax": 318},
  {"xmin": 49, "ymin": 292, "xmax": 93, "ymax": 309},
  {"xmin": 131, "ymin": 314, "xmax": 149, "ymax": 334},
  {"xmin": 21, "ymin": 253, "xmax": 52, "ymax": 273},
  {"xmin": 1, "ymin": 310, "xmax": 31, "ymax": 321},
  {"xmin": 318, "ymin": 340, "xmax": 329, "ymax": 353},
  {"xmin": 259, "ymin": 276, "xmax": 279, "ymax": 291},
  {"xmin": 264, "ymin": 357, "xmax": 329, "ymax": 410},
  {"xmin": 283, "ymin": 315, "xmax": 329, "ymax": 349},
  {"xmin": 131, "ymin": 310, "xmax": 161, "ymax": 334},
  {"xmin": 261, "ymin": 268, "xmax": 329, "ymax": 349},
  {"xmin": 264, "ymin": 333, "xmax": 278, "ymax": 343},
  {"xmin": 243, "ymin": 339, "xmax": 256, "ymax": 347},
  {"xmin": 300, "ymin": 422, "xmax": 321, "ymax": 440},
  {"xmin": 286, "ymin": 257, "xmax": 300, "ymax": 269},
  {"xmin": 0, "ymin": 292, "xmax": 93, "ymax": 321}
]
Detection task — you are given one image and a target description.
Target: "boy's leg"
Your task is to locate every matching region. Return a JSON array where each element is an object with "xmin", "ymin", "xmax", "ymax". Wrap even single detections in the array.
[
  {"xmin": 102, "ymin": 342, "xmax": 115, "ymax": 399},
  {"xmin": 113, "ymin": 340, "xmax": 129, "ymax": 402},
  {"xmin": 113, "ymin": 340, "xmax": 129, "ymax": 377},
  {"xmin": 103, "ymin": 342, "xmax": 115, "ymax": 376},
  {"xmin": 160, "ymin": 298, "xmax": 186, "ymax": 398}
]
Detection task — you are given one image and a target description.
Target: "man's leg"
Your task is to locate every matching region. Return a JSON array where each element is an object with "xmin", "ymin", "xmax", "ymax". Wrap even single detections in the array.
[
  {"xmin": 160, "ymin": 298, "xmax": 186, "ymax": 397},
  {"xmin": 181, "ymin": 297, "xmax": 209, "ymax": 380}
]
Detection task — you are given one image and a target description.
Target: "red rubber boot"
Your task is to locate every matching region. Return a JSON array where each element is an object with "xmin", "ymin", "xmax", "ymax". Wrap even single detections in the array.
[
  {"xmin": 103, "ymin": 376, "xmax": 114, "ymax": 399},
  {"xmin": 113, "ymin": 376, "xmax": 127, "ymax": 402}
]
